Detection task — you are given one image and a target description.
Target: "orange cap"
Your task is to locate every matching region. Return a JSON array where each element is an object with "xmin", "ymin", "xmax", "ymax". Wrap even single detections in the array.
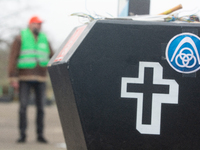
[{"xmin": 29, "ymin": 16, "xmax": 43, "ymax": 24}]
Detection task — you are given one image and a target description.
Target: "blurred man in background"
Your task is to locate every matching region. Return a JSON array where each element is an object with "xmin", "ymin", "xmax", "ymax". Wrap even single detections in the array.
[{"xmin": 8, "ymin": 16, "xmax": 54, "ymax": 143}]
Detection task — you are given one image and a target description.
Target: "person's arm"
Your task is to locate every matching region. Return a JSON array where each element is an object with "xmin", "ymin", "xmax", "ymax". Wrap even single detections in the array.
[
  {"xmin": 8, "ymin": 35, "xmax": 21, "ymax": 90},
  {"xmin": 48, "ymin": 42, "xmax": 54, "ymax": 58}
]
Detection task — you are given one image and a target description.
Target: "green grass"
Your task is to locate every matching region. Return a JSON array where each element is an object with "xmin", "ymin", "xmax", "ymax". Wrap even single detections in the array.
[{"xmin": 0, "ymin": 50, "xmax": 9, "ymax": 86}]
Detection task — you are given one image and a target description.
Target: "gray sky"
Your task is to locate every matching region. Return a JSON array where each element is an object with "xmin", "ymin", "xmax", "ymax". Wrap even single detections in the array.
[{"xmin": 1, "ymin": 0, "xmax": 200, "ymax": 50}]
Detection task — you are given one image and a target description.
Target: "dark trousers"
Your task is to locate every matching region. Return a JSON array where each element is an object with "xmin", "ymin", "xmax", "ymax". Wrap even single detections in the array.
[{"xmin": 19, "ymin": 81, "xmax": 46, "ymax": 137}]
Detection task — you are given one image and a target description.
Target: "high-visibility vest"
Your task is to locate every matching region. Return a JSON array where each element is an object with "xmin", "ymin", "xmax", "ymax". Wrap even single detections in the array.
[{"xmin": 17, "ymin": 28, "xmax": 50, "ymax": 69}]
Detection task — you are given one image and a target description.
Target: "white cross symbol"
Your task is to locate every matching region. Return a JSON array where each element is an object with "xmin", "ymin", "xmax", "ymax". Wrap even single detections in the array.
[{"xmin": 121, "ymin": 61, "xmax": 179, "ymax": 135}]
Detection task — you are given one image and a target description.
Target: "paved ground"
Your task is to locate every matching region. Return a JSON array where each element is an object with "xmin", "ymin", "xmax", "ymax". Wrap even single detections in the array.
[{"xmin": 0, "ymin": 101, "xmax": 67, "ymax": 150}]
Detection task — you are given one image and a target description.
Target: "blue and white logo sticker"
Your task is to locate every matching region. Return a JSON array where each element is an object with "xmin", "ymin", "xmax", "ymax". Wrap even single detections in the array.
[{"xmin": 166, "ymin": 33, "xmax": 200, "ymax": 74}]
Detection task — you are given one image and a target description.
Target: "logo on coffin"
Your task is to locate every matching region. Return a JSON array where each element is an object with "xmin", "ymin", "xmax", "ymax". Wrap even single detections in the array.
[{"xmin": 166, "ymin": 33, "xmax": 200, "ymax": 73}]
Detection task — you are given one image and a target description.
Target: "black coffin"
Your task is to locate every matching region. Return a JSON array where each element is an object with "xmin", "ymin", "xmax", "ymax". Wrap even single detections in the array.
[{"xmin": 48, "ymin": 20, "xmax": 200, "ymax": 150}]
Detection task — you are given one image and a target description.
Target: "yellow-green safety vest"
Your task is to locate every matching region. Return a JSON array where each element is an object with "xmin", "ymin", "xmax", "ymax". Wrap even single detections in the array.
[{"xmin": 17, "ymin": 28, "xmax": 50, "ymax": 69}]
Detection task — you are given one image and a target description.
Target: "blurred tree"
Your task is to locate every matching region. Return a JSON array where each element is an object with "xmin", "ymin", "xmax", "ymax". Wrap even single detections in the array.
[
  {"xmin": 0, "ymin": 0, "xmax": 39, "ymax": 100},
  {"xmin": 0, "ymin": 0, "xmax": 38, "ymax": 50}
]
